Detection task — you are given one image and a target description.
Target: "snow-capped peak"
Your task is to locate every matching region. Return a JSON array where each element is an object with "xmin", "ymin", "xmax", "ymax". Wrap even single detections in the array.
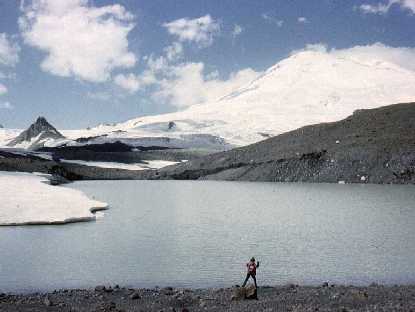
[
  {"xmin": 7, "ymin": 116, "xmax": 65, "ymax": 149},
  {"xmin": 69, "ymin": 49, "xmax": 415, "ymax": 147}
]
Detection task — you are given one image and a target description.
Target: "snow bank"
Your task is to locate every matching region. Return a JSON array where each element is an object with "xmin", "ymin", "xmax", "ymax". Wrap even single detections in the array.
[
  {"xmin": 60, "ymin": 159, "xmax": 180, "ymax": 170},
  {"xmin": 0, "ymin": 171, "xmax": 108, "ymax": 226}
]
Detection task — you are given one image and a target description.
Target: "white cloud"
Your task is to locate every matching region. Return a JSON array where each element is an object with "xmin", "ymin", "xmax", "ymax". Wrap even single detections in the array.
[
  {"xmin": 164, "ymin": 42, "xmax": 184, "ymax": 61},
  {"xmin": 0, "ymin": 101, "xmax": 13, "ymax": 109},
  {"xmin": 152, "ymin": 62, "xmax": 261, "ymax": 108},
  {"xmin": 162, "ymin": 15, "xmax": 220, "ymax": 47},
  {"xmin": 261, "ymin": 13, "xmax": 284, "ymax": 27},
  {"xmin": 295, "ymin": 42, "xmax": 415, "ymax": 71},
  {"xmin": 0, "ymin": 83, "xmax": 7, "ymax": 95},
  {"xmin": 358, "ymin": 0, "xmax": 415, "ymax": 15},
  {"xmin": 0, "ymin": 33, "xmax": 20, "ymax": 66},
  {"xmin": 114, "ymin": 73, "xmax": 140, "ymax": 93},
  {"xmin": 297, "ymin": 17, "xmax": 308, "ymax": 23},
  {"xmin": 232, "ymin": 24, "xmax": 243, "ymax": 37},
  {"xmin": 19, "ymin": 0, "xmax": 137, "ymax": 82},
  {"xmin": 359, "ymin": 2, "xmax": 391, "ymax": 14}
]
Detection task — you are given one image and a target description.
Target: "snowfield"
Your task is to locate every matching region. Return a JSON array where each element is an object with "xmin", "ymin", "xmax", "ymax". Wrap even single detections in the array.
[
  {"xmin": 0, "ymin": 172, "xmax": 108, "ymax": 225},
  {"xmin": 60, "ymin": 159, "xmax": 181, "ymax": 170}
]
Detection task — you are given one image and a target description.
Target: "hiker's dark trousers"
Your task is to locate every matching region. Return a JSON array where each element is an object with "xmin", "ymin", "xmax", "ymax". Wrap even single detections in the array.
[{"xmin": 242, "ymin": 273, "xmax": 257, "ymax": 288}]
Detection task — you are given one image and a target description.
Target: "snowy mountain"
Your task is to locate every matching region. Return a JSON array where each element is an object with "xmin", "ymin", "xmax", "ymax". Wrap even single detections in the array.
[
  {"xmin": 7, "ymin": 116, "xmax": 65, "ymax": 149},
  {"xmin": 3, "ymin": 49, "xmax": 415, "ymax": 150},
  {"xmin": 61, "ymin": 49, "xmax": 415, "ymax": 147}
]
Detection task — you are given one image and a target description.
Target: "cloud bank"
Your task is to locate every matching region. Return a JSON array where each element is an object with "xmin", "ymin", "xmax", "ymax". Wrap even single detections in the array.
[
  {"xmin": 19, "ymin": 0, "xmax": 137, "ymax": 82},
  {"xmin": 153, "ymin": 63, "xmax": 260, "ymax": 108}
]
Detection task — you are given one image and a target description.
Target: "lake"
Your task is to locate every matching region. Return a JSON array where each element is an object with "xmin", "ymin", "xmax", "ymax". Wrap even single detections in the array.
[{"xmin": 1, "ymin": 180, "xmax": 415, "ymax": 293}]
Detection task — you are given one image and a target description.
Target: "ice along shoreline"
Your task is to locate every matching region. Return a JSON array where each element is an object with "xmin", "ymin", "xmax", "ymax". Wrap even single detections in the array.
[{"xmin": 0, "ymin": 171, "xmax": 108, "ymax": 226}]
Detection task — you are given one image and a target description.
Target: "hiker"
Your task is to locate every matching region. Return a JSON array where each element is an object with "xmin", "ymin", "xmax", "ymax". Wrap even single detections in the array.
[{"xmin": 242, "ymin": 257, "xmax": 259, "ymax": 288}]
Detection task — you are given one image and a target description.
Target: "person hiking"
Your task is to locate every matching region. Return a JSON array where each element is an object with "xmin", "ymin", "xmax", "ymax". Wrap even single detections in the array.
[{"xmin": 242, "ymin": 257, "xmax": 259, "ymax": 288}]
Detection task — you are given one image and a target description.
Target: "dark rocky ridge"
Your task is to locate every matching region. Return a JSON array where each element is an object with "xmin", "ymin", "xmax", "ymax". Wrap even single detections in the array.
[
  {"xmin": 7, "ymin": 116, "xmax": 64, "ymax": 149},
  {"xmin": 38, "ymin": 142, "xmax": 214, "ymax": 163},
  {"xmin": 0, "ymin": 149, "xmax": 153, "ymax": 180},
  {"xmin": 156, "ymin": 102, "xmax": 415, "ymax": 184}
]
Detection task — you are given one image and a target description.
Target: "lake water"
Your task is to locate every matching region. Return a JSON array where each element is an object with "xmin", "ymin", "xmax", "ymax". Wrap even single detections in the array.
[{"xmin": 1, "ymin": 180, "xmax": 415, "ymax": 293}]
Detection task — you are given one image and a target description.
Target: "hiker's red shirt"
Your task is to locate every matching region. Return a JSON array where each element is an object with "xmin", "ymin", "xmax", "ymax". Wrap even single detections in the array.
[{"xmin": 247, "ymin": 261, "xmax": 257, "ymax": 275}]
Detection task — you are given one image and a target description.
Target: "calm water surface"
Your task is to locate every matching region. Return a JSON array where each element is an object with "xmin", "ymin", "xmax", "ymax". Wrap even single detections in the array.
[{"xmin": 1, "ymin": 180, "xmax": 415, "ymax": 293}]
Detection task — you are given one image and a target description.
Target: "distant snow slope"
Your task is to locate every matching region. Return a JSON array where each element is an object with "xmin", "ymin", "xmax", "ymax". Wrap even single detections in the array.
[
  {"xmin": 4, "ymin": 49, "xmax": 415, "ymax": 149},
  {"xmin": 0, "ymin": 129, "xmax": 21, "ymax": 147},
  {"xmin": 61, "ymin": 49, "xmax": 415, "ymax": 147},
  {"xmin": 0, "ymin": 172, "xmax": 107, "ymax": 225}
]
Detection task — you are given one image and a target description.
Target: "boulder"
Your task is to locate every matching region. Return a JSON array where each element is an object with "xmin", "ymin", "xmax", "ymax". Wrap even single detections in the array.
[
  {"xmin": 231, "ymin": 285, "xmax": 257, "ymax": 300},
  {"xmin": 231, "ymin": 286, "xmax": 246, "ymax": 301},
  {"xmin": 130, "ymin": 291, "xmax": 141, "ymax": 300},
  {"xmin": 245, "ymin": 285, "xmax": 258, "ymax": 300}
]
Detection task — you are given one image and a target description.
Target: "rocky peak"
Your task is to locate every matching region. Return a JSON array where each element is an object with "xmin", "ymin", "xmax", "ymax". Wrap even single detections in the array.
[
  {"xmin": 28, "ymin": 116, "xmax": 60, "ymax": 136},
  {"xmin": 7, "ymin": 116, "xmax": 65, "ymax": 149}
]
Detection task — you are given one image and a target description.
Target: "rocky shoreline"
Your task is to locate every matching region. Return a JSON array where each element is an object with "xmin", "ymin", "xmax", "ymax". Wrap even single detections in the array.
[{"xmin": 1, "ymin": 284, "xmax": 414, "ymax": 311}]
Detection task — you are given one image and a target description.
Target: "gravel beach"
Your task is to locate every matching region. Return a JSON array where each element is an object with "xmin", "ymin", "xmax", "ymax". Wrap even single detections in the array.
[{"xmin": 1, "ymin": 284, "xmax": 414, "ymax": 311}]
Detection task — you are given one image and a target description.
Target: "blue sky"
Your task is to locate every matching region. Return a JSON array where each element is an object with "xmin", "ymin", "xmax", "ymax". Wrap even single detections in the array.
[{"xmin": 0, "ymin": 0, "xmax": 414, "ymax": 128}]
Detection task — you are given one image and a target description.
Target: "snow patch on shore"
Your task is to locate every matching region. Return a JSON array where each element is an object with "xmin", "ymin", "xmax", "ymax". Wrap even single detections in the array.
[
  {"xmin": 0, "ymin": 171, "xmax": 108, "ymax": 226},
  {"xmin": 60, "ymin": 159, "xmax": 180, "ymax": 170}
]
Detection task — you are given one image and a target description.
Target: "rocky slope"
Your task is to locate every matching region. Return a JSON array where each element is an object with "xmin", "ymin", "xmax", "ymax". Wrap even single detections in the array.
[
  {"xmin": 7, "ymin": 116, "xmax": 65, "ymax": 149},
  {"xmin": 156, "ymin": 102, "xmax": 415, "ymax": 184}
]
